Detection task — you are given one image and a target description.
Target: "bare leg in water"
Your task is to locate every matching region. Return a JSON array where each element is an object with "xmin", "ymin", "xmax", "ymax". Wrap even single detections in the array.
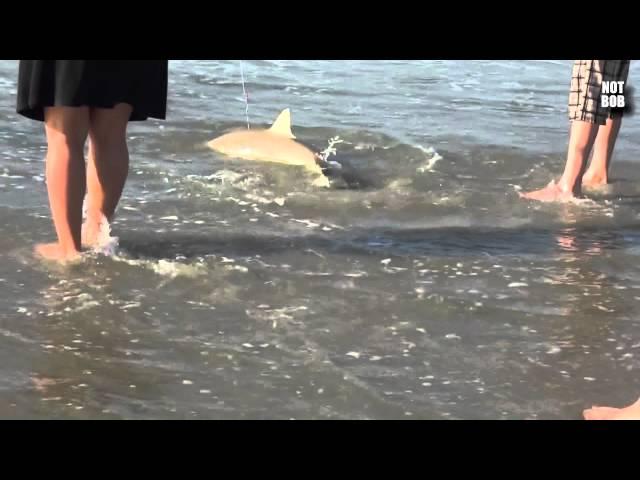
[
  {"xmin": 82, "ymin": 103, "xmax": 132, "ymax": 247},
  {"xmin": 581, "ymin": 116, "xmax": 622, "ymax": 188},
  {"xmin": 520, "ymin": 60, "xmax": 629, "ymax": 202},
  {"xmin": 35, "ymin": 107, "xmax": 90, "ymax": 262},
  {"xmin": 584, "ymin": 397, "xmax": 640, "ymax": 420},
  {"xmin": 519, "ymin": 119, "xmax": 599, "ymax": 202}
]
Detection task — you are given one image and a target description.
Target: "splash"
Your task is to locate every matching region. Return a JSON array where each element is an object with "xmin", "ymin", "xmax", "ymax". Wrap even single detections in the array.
[
  {"xmin": 111, "ymin": 255, "xmax": 209, "ymax": 279},
  {"xmin": 318, "ymin": 136, "xmax": 344, "ymax": 164},
  {"xmin": 415, "ymin": 145, "xmax": 443, "ymax": 173},
  {"xmin": 91, "ymin": 216, "xmax": 120, "ymax": 257}
]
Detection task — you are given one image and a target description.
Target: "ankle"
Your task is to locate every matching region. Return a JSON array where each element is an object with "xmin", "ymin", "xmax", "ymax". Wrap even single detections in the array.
[
  {"xmin": 556, "ymin": 180, "xmax": 576, "ymax": 195},
  {"xmin": 583, "ymin": 171, "xmax": 608, "ymax": 182},
  {"xmin": 60, "ymin": 242, "xmax": 82, "ymax": 256},
  {"xmin": 85, "ymin": 212, "xmax": 109, "ymax": 229}
]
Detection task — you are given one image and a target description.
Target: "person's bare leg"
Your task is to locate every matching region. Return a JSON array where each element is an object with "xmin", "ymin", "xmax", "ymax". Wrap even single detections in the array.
[
  {"xmin": 35, "ymin": 107, "xmax": 90, "ymax": 262},
  {"xmin": 582, "ymin": 116, "xmax": 622, "ymax": 187},
  {"xmin": 520, "ymin": 120, "xmax": 599, "ymax": 202},
  {"xmin": 83, "ymin": 103, "xmax": 132, "ymax": 247},
  {"xmin": 583, "ymin": 397, "xmax": 640, "ymax": 420}
]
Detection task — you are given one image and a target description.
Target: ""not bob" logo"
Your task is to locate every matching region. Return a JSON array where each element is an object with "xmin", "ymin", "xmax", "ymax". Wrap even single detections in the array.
[{"xmin": 601, "ymin": 81, "xmax": 625, "ymax": 108}]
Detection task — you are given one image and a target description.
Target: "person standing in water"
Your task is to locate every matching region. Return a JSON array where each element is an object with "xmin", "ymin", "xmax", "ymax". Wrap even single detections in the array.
[
  {"xmin": 518, "ymin": 61, "xmax": 638, "ymax": 420},
  {"xmin": 17, "ymin": 60, "xmax": 169, "ymax": 262},
  {"xmin": 520, "ymin": 60, "xmax": 631, "ymax": 202}
]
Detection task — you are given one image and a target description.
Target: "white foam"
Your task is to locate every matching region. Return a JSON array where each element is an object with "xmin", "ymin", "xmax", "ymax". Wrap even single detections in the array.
[
  {"xmin": 414, "ymin": 145, "xmax": 443, "ymax": 173},
  {"xmin": 121, "ymin": 303, "xmax": 140, "ymax": 310},
  {"xmin": 226, "ymin": 265, "xmax": 248, "ymax": 273},
  {"xmin": 116, "ymin": 256, "xmax": 207, "ymax": 279},
  {"xmin": 344, "ymin": 272, "xmax": 367, "ymax": 278},
  {"xmin": 292, "ymin": 219, "xmax": 320, "ymax": 229}
]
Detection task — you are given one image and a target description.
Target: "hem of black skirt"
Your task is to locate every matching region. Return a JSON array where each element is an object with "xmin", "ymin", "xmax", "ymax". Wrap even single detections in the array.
[{"xmin": 16, "ymin": 101, "xmax": 166, "ymax": 122}]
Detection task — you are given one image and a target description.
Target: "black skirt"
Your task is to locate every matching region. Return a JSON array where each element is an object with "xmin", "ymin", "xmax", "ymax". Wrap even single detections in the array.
[{"xmin": 17, "ymin": 60, "xmax": 169, "ymax": 122}]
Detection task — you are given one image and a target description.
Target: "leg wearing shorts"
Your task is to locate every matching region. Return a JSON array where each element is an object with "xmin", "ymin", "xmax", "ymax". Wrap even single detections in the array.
[{"xmin": 568, "ymin": 60, "xmax": 630, "ymax": 125}]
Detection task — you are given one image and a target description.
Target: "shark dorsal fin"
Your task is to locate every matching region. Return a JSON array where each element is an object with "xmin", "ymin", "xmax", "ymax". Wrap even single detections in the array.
[{"xmin": 268, "ymin": 109, "xmax": 296, "ymax": 139}]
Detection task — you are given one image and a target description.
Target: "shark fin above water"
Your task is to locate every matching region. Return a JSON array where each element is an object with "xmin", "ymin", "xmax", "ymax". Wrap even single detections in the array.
[{"xmin": 267, "ymin": 108, "xmax": 296, "ymax": 139}]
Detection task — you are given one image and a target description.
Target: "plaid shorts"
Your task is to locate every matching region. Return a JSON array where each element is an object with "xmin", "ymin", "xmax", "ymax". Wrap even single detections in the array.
[{"xmin": 568, "ymin": 60, "xmax": 631, "ymax": 125}]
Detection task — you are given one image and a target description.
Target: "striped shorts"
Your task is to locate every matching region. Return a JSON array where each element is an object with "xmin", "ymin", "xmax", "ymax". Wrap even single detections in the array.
[{"xmin": 568, "ymin": 60, "xmax": 631, "ymax": 125}]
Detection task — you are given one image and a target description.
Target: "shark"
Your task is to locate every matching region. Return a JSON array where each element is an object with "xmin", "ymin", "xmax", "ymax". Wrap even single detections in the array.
[{"xmin": 207, "ymin": 109, "xmax": 330, "ymax": 187}]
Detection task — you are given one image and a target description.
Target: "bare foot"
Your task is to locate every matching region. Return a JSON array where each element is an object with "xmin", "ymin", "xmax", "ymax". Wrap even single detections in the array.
[
  {"xmin": 583, "ymin": 406, "xmax": 621, "ymax": 420},
  {"xmin": 583, "ymin": 398, "xmax": 640, "ymax": 420},
  {"xmin": 34, "ymin": 243, "xmax": 81, "ymax": 263},
  {"xmin": 519, "ymin": 180, "xmax": 576, "ymax": 203},
  {"xmin": 581, "ymin": 171, "xmax": 609, "ymax": 188}
]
